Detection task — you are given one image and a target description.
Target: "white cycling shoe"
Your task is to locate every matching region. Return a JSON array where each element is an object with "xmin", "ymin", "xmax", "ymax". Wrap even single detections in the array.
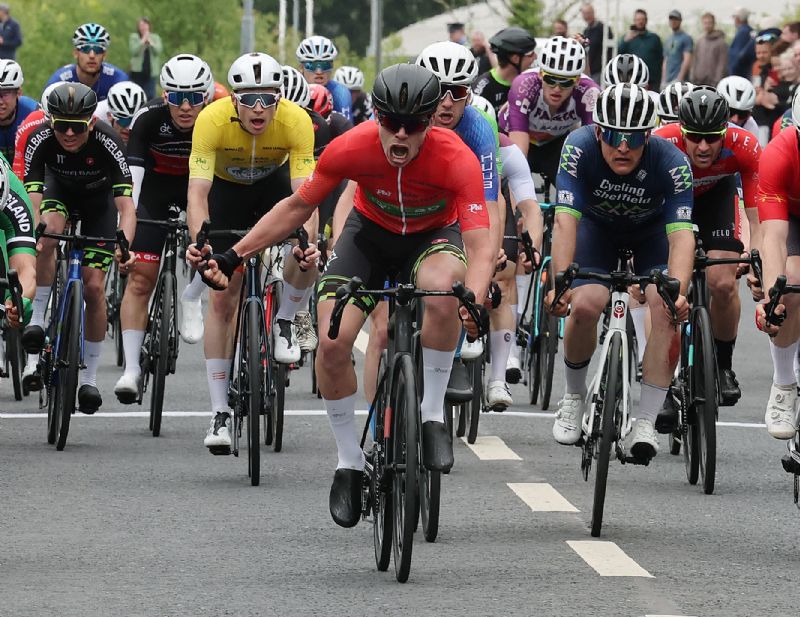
[
  {"xmin": 486, "ymin": 380, "xmax": 513, "ymax": 411},
  {"xmin": 627, "ymin": 418, "xmax": 659, "ymax": 461},
  {"xmin": 273, "ymin": 318, "xmax": 301, "ymax": 364},
  {"xmin": 180, "ymin": 296, "xmax": 204, "ymax": 344},
  {"xmin": 461, "ymin": 337, "xmax": 483, "ymax": 360},
  {"xmin": 553, "ymin": 393, "xmax": 585, "ymax": 445},
  {"xmin": 114, "ymin": 372, "xmax": 140, "ymax": 405},
  {"xmin": 765, "ymin": 383, "xmax": 798, "ymax": 440}
]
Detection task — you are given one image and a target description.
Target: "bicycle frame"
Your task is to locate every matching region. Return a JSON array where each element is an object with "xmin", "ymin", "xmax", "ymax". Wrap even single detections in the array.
[{"xmin": 51, "ymin": 247, "xmax": 86, "ymax": 372}]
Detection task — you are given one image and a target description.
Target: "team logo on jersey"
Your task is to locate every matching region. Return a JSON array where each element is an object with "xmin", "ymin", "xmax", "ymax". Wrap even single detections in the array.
[
  {"xmin": 159, "ymin": 123, "xmax": 173, "ymax": 135},
  {"xmin": 467, "ymin": 203, "xmax": 484, "ymax": 214},
  {"xmin": 676, "ymin": 206, "xmax": 692, "ymax": 220},
  {"xmin": 376, "ymin": 189, "xmax": 391, "ymax": 197},
  {"xmin": 581, "ymin": 86, "xmax": 599, "ymax": 112},
  {"xmin": 86, "ymin": 157, "xmax": 94, "ymax": 166},
  {"xmin": 668, "ymin": 164, "xmax": 692, "ymax": 192},
  {"xmin": 557, "ymin": 190, "xmax": 574, "ymax": 206},
  {"xmin": 559, "ymin": 144, "xmax": 583, "ymax": 177},
  {"xmin": 636, "ymin": 169, "xmax": 647, "ymax": 182}
]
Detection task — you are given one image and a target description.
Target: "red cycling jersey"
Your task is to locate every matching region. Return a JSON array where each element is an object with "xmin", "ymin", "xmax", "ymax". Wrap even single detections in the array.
[
  {"xmin": 653, "ymin": 122, "xmax": 761, "ymax": 207},
  {"xmin": 298, "ymin": 121, "xmax": 488, "ymax": 235},
  {"xmin": 12, "ymin": 109, "xmax": 46, "ymax": 181},
  {"xmin": 756, "ymin": 126, "xmax": 800, "ymax": 221}
]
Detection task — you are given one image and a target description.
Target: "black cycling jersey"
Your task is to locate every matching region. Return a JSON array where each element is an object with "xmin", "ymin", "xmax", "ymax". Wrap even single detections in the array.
[
  {"xmin": 472, "ymin": 69, "xmax": 512, "ymax": 114},
  {"xmin": 127, "ymin": 101, "xmax": 193, "ymax": 177},
  {"xmin": 328, "ymin": 111, "xmax": 353, "ymax": 138},
  {"xmin": 306, "ymin": 109, "xmax": 332, "ymax": 159},
  {"xmin": 23, "ymin": 120, "xmax": 132, "ymax": 196},
  {"xmin": 351, "ymin": 92, "xmax": 372, "ymax": 125}
]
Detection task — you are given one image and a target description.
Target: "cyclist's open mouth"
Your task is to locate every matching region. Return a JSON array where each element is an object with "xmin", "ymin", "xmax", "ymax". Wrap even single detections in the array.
[
  {"xmin": 251, "ymin": 118, "xmax": 266, "ymax": 129},
  {"xmin": 389, "ymin": 144, "xmax": 409, "ymax": 163},
  {"xmin": 436, "ymin": 111, "xmax": 454, "ymax": 125}
]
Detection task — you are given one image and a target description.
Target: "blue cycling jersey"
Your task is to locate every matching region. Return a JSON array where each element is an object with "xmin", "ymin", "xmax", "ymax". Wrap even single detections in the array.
[
  {"xmin": 453, "ymin": 105, "xmax": 500, "ymax": 202},
  {"xmin": 45, "ymin": 63, "xmax": 129, "ymax": 101},
  {"xmin": 0, "ymin": 95, "xmax": 38, "ymax": 166},
  {"xmin": 326, "ymin": 79, "xmax": 352, "ymax": 121},
  {"xmin": 555, "ymin": 125, "xmax": 694, "ymax": 234}
]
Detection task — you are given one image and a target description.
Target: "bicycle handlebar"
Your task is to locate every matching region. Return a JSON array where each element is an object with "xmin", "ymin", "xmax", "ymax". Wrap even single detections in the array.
[
  {"xmin": 36, "ymin": 222, "xmax": 130, "ymax": 265},
  {"xmin": 0, "ymin": 269, "xmax": 24, "ymax": 322}
]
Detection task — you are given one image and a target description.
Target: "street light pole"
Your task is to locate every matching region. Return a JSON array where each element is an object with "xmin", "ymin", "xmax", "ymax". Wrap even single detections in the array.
[
  {"xmin": 305, "ymin": 0, "xmax": 314, "ymax": 36},
  {"xmin": 241, "ymin": 0, "xmax": 255, "ymax": 54},
  {"xmin": 278, "ymin": 0, "xmax": 287, "ymax": 62},
  {"xmin": 370, "ymin": 0, "xmax": 383, "ymax": 74}
]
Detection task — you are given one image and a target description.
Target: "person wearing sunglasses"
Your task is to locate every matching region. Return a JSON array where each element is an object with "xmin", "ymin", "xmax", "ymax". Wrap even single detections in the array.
[
  {"xmin": 44, "ymin": 23, "xmax": 129, "ymax": 103},
  {"xmin": 502, "ymin": 36, "xmax": 600, "ymax": 183},
  {"xmin": 717, "ymin": 75, "xmax": 760, "ymax": 137},
  {"xmin": 196, "ymin": 63, "xmax": 494, "ymax": 526},
  {"xmin": 0, "ymin": 59, "xmax": 37, "ymax": 167},
  {"xmin": 92, "ymin": 80, "xmax": 147, "ymax": 145},
  {"xmin": 20, "ymin": 82, "xmax": 136, "ymax": 410},
  {"xmin": 653, "ymin": 86, "xmax": 761, "ymax": 413},
  {"xmin": 296, "ymin": 35, "xmax": 352, "ymax": 121},
  {"xmin": 111, "ymin": 54, "xmax": 215, "ymax": 404},
  {"xmin": 546, "ymin": 83, "xmax": 695, "ymax": 462},
  {"xmin": 472, "ymin": 26, "xmax": 537, "ymax": 115}
]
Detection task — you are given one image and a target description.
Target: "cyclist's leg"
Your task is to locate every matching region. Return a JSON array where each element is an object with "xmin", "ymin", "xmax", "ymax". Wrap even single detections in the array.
[{"xmin": 363, "ymin": 301, "xmax": 387, "ymax": 404}]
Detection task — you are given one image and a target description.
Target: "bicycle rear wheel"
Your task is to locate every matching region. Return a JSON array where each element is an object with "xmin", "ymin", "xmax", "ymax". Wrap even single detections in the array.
[
  {"xmin": 245, "ymin": 300, "xmax": 264, "ymax": 486},
  {"xmin": 6, "ymin": 328, "xmax": 24, "ymax": 400},
  {"xmin": 273, "ymin": 362, "xmax": 285, "ymax": 452},
  {"xmin": 149, "ymin": 272, "xmax": 175, "ymax": 437},
  {"xmin": 265, "ymin": 280, "xmax": 285, "ymax": 452},
  {"xmin": 51, "ymin": 285, "xmax": 81, "ymax": 451},
  {"xmin": 692, "ymin": 308, "xmax": 718, "ymax": 495}
]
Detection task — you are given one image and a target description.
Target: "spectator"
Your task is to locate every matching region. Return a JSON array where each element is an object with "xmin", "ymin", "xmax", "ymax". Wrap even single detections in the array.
[
  {"xmin": 752, "ymin": 33, "xmax": 778, "ymax": 89},
  {"xmin": 774, "ymin": 22, "xmax": 800, "ymax": 56},
  {"xmin": 729, "ymin": 7, "xmax": 755, "ymax": 78},
  {"xmin": 553, "ymin": 19, "xmax": 568, "ymax": 37},
  {"xmin": 618, "ymin": 8, "xmax": 662, "ymax": 90},
  {"xmin": 128, "ymin": 17, "xmax": 162, "ymax": 99},
  {"xmin": 691, "ymin": 12, "xmax": 728, "ymax": 86},
  {"xmin": 663, "ymin": 10, "xmax": 692, "ymax": 85},
  {"xmin": 0, "ymin": 4, "xmax": 21, "ymax": 60},
  {"xmin": 581, "ymin": 3, "xmax": 612, "ymax": 84},
  {"xmin": 470, "ymin": 30, "xmax": 493, "ymax": 74},
  {"xmin": 754, "ymin": 50, "xmax": 796, "ymax": 142},
  {"xmin": 448, "ymin": 23, "xmax": 467, "ymax": 46}
]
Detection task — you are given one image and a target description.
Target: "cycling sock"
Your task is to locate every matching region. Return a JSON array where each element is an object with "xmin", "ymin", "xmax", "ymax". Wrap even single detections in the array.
[
  {"xmin": 181, "ymin": 272, "xmax": 206, "ymax": 302},
  {"xmin": 420, "ymin": 346, "xmax": 456, "ymax": 423},
  {"xmin": 771, "ymin": 340, "xmax": 799, "ymax": 386},
  {"xmin": 324, "ymin": 393, "xmax": 364, "ymax": 470},
  {"xmin": 509, "ymin": 305, "xmax": 518, "ymax": 328},
  {"xmin": 30, "ymin": 285, "xmax": 51, "ymax": 328},
  {"xmin": 490, "ymin": 329, "xmax": 513, "ymax": 382},
  {"xmin": 638, "ymin": 382, "xmax": 668, "ymax": 423},
  {"xmin": 629, "ymin": 306, "xmax": 647, "ymax": 363},
  {"xmin": 515, "ymin": 275, "xmax": 527, "ymax": 315},
  {"xmin": 206, "ymin": 358, "xmax": 230, "ymax": 412},
  {"xmin": 509, "ymin": 340, "xmax": 521, "ymax": 362},
  {"xmin": 715, "ymin": 338, "xmax": 735, "ymax": 371},
  {"xmin": 122, "ymin": 330, "xmax": 145, "ymax": 378},
  {"xmin": 564, "ymin": 357, "xmax": 590, "ymax": 397},
  {"xmin": 79, "ymin": 340, "xmax": 103, "ymax": 387},
  {"xmin": 299, "ymin": 283, "xmax": 314, "ymax": 308},
  {"xmin": 276, "ymin": 281, "xmax": 307, "ymax": 322}
]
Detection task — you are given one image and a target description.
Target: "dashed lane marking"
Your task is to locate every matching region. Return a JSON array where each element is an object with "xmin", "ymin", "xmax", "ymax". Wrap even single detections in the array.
[
  {"xmin": 645, "ymin": 614, "xmax": 696, "ymax": 617},
  {"xmin": 461, "ymin": 435, "xmax": 522, "ymax": 460},
  {"xmin": 508, "ymin": 482, "xmax": 579, "ymax": 512},
  {"xmin": 567, "ymin": 540, "xmax": 654, "ymax": 577}
]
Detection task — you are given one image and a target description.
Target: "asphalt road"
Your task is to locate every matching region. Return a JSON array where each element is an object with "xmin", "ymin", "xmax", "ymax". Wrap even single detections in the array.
[{"xmin": 1, "ymin": 283, "xmax": 797, "ymax": 617}]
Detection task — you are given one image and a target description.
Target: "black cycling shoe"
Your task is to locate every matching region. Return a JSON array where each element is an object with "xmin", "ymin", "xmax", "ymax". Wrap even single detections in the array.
[
  {"xmin": 719, "ymin": 369, "xmax": 741, "ymax": 407},
  {"xmin": 655, "ymin": 393, "xmax": 680, "ymax": 434},
  {"xmin": 21, "ymin": 325, "xmax": 45, "ymax": 354},
  {"xmin": 445, "ymin": 360, "xmax": 472, "ymax": 404},
  {"xmin": 422, "ymin": 421, "xmax": 454, "ymax": 472},
  {"xmin": 78, "ymin": 384, "xmax": 102, "ymax": 414},
  {"xmin": 329, "ymin": 468, "xmax": 363, "ymax": 528}
]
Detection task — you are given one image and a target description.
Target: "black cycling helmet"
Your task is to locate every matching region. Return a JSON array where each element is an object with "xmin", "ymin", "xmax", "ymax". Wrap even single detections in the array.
[
  {"xmin": 371, "ymin": 63, "xmax": 441, "ymax": 117},
  {"xmin": 679, "ymin": 86, "xmax": 729, "ymax": 133},
  {"xmin": 490, "ymin": 27, "xmax": 536, "ymax": 56},
  {"xmin": 47, "ymin": 82, "xmax": 97, "ymax": 117}
]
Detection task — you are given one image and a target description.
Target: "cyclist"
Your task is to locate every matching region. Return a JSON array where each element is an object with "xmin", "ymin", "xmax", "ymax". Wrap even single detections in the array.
[
  {"xmin": 754, "ymin": 89, "xmax": 800, "ymax": 439},
  {"xmin": 333, "ymin": 65, "xmax": 372, "ymax": 125},
  {"xmin": 93, "ymin": 81, "xmax": 147, "ymax": 145},
  {"xmin": 296, "ymin": 35, "xmax": 352, "ymax": 120},
  {"xmin": 501, "ymin": 36, "xmax": 600, "ymax": 182},
  {"xmin": 282, "ymin": 66, "xmax": 332, "ymax": 158},
  {"xmin": 653, "ymin": 86, "xmax": 761, "ymax": 407},
  {"xmin": 309, "ymin": 83, "xmax": 353, "ymax": 136},
  {"xmin": 45, "ymin": 23, "xmax": 129, "ymax": 101},
  {"xmin": 112, "ymin": 54, "xmax": 214, "ymax": 403},
  {"xmin": 11, "ymin": 83, "xmax": 64, "ymax": 182},
  {"xmin": 656, "ymin": 81, "xmax": 694, "ymax": 125},
  {"xmin": 185, "ymin": 52, "xmax": 317, "ymax": 454},
  {"xmin": 210, "ymin": 81, "xmax": 229, "ymax": 103},
  {"xmin": 21, "ymin": 82, "xmax": 136, "ymax": 410},
  {"xmin": 716, "ymin": 76, "xmax": 760, "ymax": 135},
  {"xmin": 602, "ymin": 53, "xmax": 650, "ymax": 88},
  {"xmin": 194, "ymin": 63, "xmax": 494, "ymax": 528},
  {"xmin": 0, "ymin": 60, "xmax": 37, "ymax": 166},
  {"xmin": 472, "ymin": 26, "xmax": 537, "ymax": 114},
  {"xmin": 547, "ymin": 83, "xmax": 694, "ymax": 461}
]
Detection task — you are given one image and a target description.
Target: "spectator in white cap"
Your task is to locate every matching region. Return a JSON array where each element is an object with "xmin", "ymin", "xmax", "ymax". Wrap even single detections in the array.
[{"xmin": 729, "ymin": 7, "xmax": 755, "ymax": 78}]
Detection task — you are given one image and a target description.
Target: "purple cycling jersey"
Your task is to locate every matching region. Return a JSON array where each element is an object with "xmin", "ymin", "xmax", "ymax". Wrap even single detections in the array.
[{"xmin": 499, "ymin": 69, "xmax": 599, "ymax": 146}]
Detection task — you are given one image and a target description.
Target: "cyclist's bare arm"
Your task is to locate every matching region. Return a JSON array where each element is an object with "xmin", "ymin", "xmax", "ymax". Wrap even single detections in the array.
[{"xmin": 187, "ymin": 178, "xmax": 212, "ymax": 242}]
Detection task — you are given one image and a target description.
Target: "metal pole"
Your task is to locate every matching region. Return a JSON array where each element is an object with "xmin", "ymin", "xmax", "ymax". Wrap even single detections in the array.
[
  {"xmin": 292, "ymin": 0, "xmax": 299, "ymax": 40},
  {"xmin": 278, "ymin": 0, "xmax": 287, "ymax": 62},
  {"xmin": 376, "ymin": 0, "xmax": 383, "ymax": 73},
  {"xmin": 240, "ymin": 0, "xmax": 255, "ymax": 54},
  {"xmin": 305, "ymin": 0, "xmax": 314, "ymax": 37},
  {"xmin": 370, "ymin": 0, "xmax": 383, "ymax": 74}
]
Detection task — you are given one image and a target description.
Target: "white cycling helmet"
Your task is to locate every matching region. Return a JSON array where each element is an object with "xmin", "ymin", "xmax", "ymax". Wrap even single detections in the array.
[
  {"xmin": 40, "ymin": 81, "xmax": 66, "ymax": 116},
  {"xmin": 296, "ymin": 35, "xmax": 338, "ymax": 62},
  {"xmin": 333, "ymin": 66, "xmax": 365, "ymax": 90},
  {"xmin": 0, "ymin": 59, "xmax": 23, "ymax": 89},
  {"xmin": 228, "ymin": 52, "xmax": 283, "ymax": 90},
  {"xmin": 717, "ymin": 76, "xmax": 756, "ymax": 112},
  {"xmin": 107, "ymin": 81, "xmax": 147, "ymax": 119},
  {"xmin": 539, "ymin": 36, "xmax": 585, "ymax": 78},
  {"xmin": 416, "ymin": 41, "xmax": 478, "ymax": 86},
  {"xmin": 602, "ymin": 54, "xmax": 648, "ymax": 87},
  {"xmin": 470, "ymin": 94, "xmax": 496, "ymax": 122},
  {"xmin": 72, "ymin": 23, "xmax": 110, "ymax": 50},
  {"xmin": 160, "ymin": 54, "xmax": 213, "ymax": 93},
  {"xmin": 282, "ymin": 65, "xmax": 311, "ymax": 108},
  {"xmin": 657, "ymin": 81, "xmax": 694, "ymax": 123},
  {"xmin": 593, "ymin": 83, "xmax": 656, "ymax": 130}
]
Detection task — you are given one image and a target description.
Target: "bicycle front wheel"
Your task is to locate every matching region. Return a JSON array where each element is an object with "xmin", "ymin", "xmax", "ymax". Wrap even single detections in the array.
[
  {"xmin": 52, "ymin": 285, "xmax": 82, "ymax": 451},
  {"xmin": 245, "ymin": 301, "xmax": 264, "ymax": 486},
  {"xmin": 6, "ymin": 328, "xmax": 24, "ymax": 400},
  {"xmin": 692, "ymin": 308, "xmax": 718, "ymax": 495},
  {"xmin": 150, "ymin": 272, "xmax": 175, "ymax": 437},
  {"xmin": 466, "ymin": 356, "xmax": 483, "ymax": 444}
]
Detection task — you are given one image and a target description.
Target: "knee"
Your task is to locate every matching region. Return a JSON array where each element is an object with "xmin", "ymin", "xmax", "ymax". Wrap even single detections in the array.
[
  {"xmin": 708, "ymin": 271, "xmax": 738, "ymax": 300},
  {"xmin": 209, "ymin": 289, "xmax": 238, "ymax": 322},
  {"xmin": 569, "ymin": 295, "xmax": 603, "ymax": 326},
  {"xmin": 423, "ymin": 295, "xmax": 458, "ymax": 323},
  {"xmin": 317, "ymin": 336, "xmax": 353, "ymax": 373},
  {"xmin": 369, "ymin": 318, "xmax": 388, "ymax": 350},
  {"xmin": 83, "ymin": 276, "xmax": 105, "ymax": 306},
  {"xmin": 126, "ymin": 271, "xmax": 155, "ymax": 298}
]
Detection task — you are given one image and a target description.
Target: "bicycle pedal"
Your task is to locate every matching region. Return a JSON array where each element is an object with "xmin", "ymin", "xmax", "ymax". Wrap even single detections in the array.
[
  {"xmin": 781, "ymin": 454, "xmax": 800, "ymax": 475},
  {"xmin": 623, "ymin": 455, "xmax": 651, "ymax": 467},
  {"xmin": 208, "ymin": 445, "xmax": 232, "ymax": 456}
]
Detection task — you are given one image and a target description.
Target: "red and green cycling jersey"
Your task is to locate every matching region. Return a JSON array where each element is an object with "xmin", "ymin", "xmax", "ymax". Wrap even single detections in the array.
[{"xmin": 757, "ymin": 126, "xmax": 800, "ymax": 221}]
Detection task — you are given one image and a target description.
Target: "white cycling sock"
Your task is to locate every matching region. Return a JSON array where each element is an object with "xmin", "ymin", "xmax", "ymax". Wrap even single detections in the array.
[
  {"xmin": 206, "ymin": 358, "xmax": 230, "ymax": 413},
  {"xmin": 515, "ymin": 275, "xmax": 527, "ymax": 316},
  {"xmin": 629, "ymin": 306, "xmax": 647, "ymax": 363},
  {"xmin": 30, "ymin": 286, "xmax": 51, "ymax": 329},
  {"xmin": 181, "ymin": 272, "xmax": 206, "ymax": 302},
  {"xmin": 324, "ymin": 393, "xmax": 364, "ymax": 470},
  {"xmin": 564, "ymin": 358, "xmax": 589, "ymax": 397},
  {"xmin": 638, "ymin": 382, "xmax": 668, "ymax": 423},
  {"xmin": 490, "ymin": 329, "xmax": 513, "ymax": 382},
  {"xmin": 771, "ymin": 340, "xmax": 799, "ymax": 387},
  {"xmin": 276, "ymin": 281, "xmax": 307, "ymax": 322},
  {"xmin": 79, "ymin": 340, "xmax": 103, "ymax": 387},
  {"xmin": 122, "ymin": 330, "xmax": 145, "ymax": 378},
  {"xmin": 420, "ymin": 347, "xmax": 455, "ymax": 423}
]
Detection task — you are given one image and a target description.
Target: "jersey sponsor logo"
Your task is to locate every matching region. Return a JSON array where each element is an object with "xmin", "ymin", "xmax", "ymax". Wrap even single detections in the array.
[
  {"xmin": 59, "ymin": 70, "xmax": 72, "ymax": 80},
  {"xmin": 56, "ymin": 154, "xmax": 65, "ymax": 164},
  {"xmin": 557, "ymin": 190, "xmax": 574, "ymax": 206},
  {"xmin": 636, "ymin": 169, "xmax": 647, "ymax": 182},
  {"xmin": 559, "ymin": 144, "xmax": 583, "ymax": 177},
  {"xmin": 225, "ymin": 165, "xmax": 277, "ymax": 181},
  {"xmin": 193, "ymin": 156, "xmax": 210, "ymax": 170},
  {"xmin": 580, "ymin": 86, "xmax": 599, "ymax": 112},
  {"xmin": 431, "ymin": 238, "xmax": 449, "ymax": 244},
  {"xmin": 5, "ymin": 195, "xmax": 31, "ymax": 232},
  {"xmin": 376, "ymin": 189, "xmax": 391, "ymax": 197},
  {"xmin": 480, "ymin": 152, "xmax": 495, "ymax": 190},
  {"xmin": 676, "ymin": 205, "xmax": 691, "ymax": 220},
  {"xmin": 668, "ymin": 164, "xmax": 692, "ymax": 192},
  {"xmin": 467, "ymin": 203, "xmax": 484, "ymax": 214},
  {"xmin": 86, "ymin": 157, "xmax": 95, "ymax": 166},
  {"xmin": 94, "ymin": 131, "xmax": 130, "ymax": 176},
  {"xmin": 102, "ymin": 65, "xmax": 115, "ymax": 76}
]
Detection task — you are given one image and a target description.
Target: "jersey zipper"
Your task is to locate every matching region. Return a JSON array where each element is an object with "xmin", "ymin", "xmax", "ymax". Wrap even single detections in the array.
[
  {"xmin": 250, "ymin": 134, "xmax": 256, "ymax": 183},
  {"xmin": 397, "ymin": 166, "xmax": 406, "ymax": 234}
]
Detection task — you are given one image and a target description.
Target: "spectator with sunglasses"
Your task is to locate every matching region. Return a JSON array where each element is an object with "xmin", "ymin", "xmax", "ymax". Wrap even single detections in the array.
[
  {"xmin": 0, "ymin": 59, "xmax": 37, "ymax": 167},
  {"xmin": 112, "ymin": 54, "xmax": 214, "ymax": 404},
  {"xmin": 546, "ymin": 83, "xmax": 694, "ymax": 461},
  {"xmin": 473, "ymin": 26, "xmax": 537, "ymax": 114},
  {"xmin": 45, "ymin": 23, "xmax": 129, "ymax": 102},
  {"xmin": 653, "ymin": 86, "xmax": 761, "ymax": 414},
  {"xmin": 21, "ymin": 82, "xmax": 136, "ymax": 409},
  {"xmin": 93, "ymin": 80, "xmax": 146, "ymax": 145},
  {"xmin": 296, "ymin": 35, "xmax": 351, "ymax": 121}
]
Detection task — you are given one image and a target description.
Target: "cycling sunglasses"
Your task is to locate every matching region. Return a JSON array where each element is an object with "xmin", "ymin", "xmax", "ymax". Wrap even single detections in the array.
[
  {"xmin": 51, "ymin": 117, "xmax": 92, "ymax": 134},
  {"xmin": 376, "ymin": 112, "xmax": 431, "ymax": 134},
  {"xmin": 233, "ymin": 91, "xmax": 280, "ymax": 109},
  {"xmin": 77, "ymin": 45, "xmax": 106, "ymax": 55},
  {"xmin": 600, "ymin": 128, "xmax": 648, "ymax": 149},
  {"xmin": 112, "ymin": 116, "xmax": 134, "ymax": 128},
  {"xmin": 541, "ymin": 72, "xmax": 578, "ymax": 88},
  {"xmin": 303, "ymin": 60, "xmax": 333, "ymax": 72},
  {"xmin": 681, "ymin": 127, "xmax": 726, "ymax": 144},
  {"xmin": 441, "ymin": 84, "xmax": 471, "ymax": 101},
  {"xmin": 166, "ymin": 91, "xmax": 206, "ymax": 107}
]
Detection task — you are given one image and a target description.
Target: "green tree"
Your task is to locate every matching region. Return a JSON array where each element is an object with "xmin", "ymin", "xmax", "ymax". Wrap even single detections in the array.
[{"xmin": 505, "ymin": 0, "xmax": 546, "ymax": 36}]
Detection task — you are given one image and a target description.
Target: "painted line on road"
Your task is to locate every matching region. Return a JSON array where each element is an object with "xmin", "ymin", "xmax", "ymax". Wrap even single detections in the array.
[
  {"xmin": 645, "ymin": 614, "xmax": 697, "ymax": 617},
  {"xmin": 508, "ymin": 482, "xmax": 578, "ymax": 512},
  {"xmin": 461, "ymin": 435, "xmax": 522, "ymax": 460},
  {"xmin": 567, "ymin": 541, "xmax": 654, "ymax": 577}
]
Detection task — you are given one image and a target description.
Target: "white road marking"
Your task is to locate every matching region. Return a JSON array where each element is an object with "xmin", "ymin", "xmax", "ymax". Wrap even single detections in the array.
[
  {"xmin": 567, "ymin": 541, "xmax": 654, "ymax": 577},
  {"xmin": 461, "ymin": 435, "xmax": 522, "ymax": 460},
  {"xmin": 645, "ymin": 614, "xmax": 697, "ymax": 617},
  {"xmin": 508, "ymin": 482, "xmax": 578, "ymax": 512}
]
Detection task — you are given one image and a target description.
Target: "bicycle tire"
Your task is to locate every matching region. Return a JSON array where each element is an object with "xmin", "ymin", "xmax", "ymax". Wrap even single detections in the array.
[
  {"xmin": 467, "ymin": 356, "xmax": 482, "ymax": 444},
  {"xmin": 590, "ymin": 331, "xmax": 622, "ymax": 537},
  {"xmin": 45, "ymin": 270, "xmax": 64, "ymax": 444},
  {"xmin": 245, "ymin": 300, "xmax": 262, "ymax": 486},
  {"xmin": 373, "ymin": 384, "xmax": 393, "ymax": 571},
  {"xmin": 7, "ymin": 328, "xmax": 23, "ymax": 401},
  {"xmin": 455, "ymin": 402, "xmax": 466, "ymax": 438},
  {"xmin": 53, "ymin": 285, "xmax": 82, "ymax": 451},
  {"xmin": 693, "ymin": 308, "xmax": 718, "ymax": 495},
  {"xmin": 113, "ymin": 267, "xmax": 125, "ymax": 367},
  {"xmin": 149, "ymin": 272, "xmax": 175, "ymax": 437},
  {"xmin": 420, "ymin": 464, "xmax": 441, "ymax": 543},
  {"xmin": 266, "ymin": 280, "xmax": 285, "ymax": 452},
  {"xmin": 528, "ymin": 279, "xmax": 545, "ymax": 405},
  {"xmin": 539, "ymin": 265, "xmax": 558, "ymax": 410},
  {"xmin": 391, "ymin": 353, "xmax": 418, "ymax": 583},
  {"xmin": 273, "ymin": 362, "xmax": 285, "ymax": 452}
]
